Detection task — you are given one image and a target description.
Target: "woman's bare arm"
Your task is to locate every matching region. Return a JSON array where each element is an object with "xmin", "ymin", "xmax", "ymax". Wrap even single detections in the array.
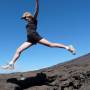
[{"xmin": 34, "ymin": 0, "xmax": 39, "ymax": 19}]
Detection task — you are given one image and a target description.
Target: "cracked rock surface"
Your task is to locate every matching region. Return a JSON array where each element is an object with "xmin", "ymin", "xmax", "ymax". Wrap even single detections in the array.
[{"xmin": 0, "ymin": 53, "xmax": 90, "ymax": 90}]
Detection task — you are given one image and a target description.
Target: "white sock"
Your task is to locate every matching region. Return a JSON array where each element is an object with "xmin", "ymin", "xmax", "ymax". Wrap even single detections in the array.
[
  {"xmin": 65, "ymin": 46, "xmax": 69, "ymax": 50},
  {"xmin": 9, "ymin": 61, "xmax": 14, "ymax": 65}
]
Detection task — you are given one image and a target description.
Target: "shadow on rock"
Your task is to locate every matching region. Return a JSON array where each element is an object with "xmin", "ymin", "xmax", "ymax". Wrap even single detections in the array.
[{"xmin": 7, "ymin": 72, "xmax": 55, "ymax": 90}]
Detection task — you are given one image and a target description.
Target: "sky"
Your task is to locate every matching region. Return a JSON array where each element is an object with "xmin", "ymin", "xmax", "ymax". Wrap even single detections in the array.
[{"xmin": 0, "ymin": 0, "xmax": 90, "ymax": 74}]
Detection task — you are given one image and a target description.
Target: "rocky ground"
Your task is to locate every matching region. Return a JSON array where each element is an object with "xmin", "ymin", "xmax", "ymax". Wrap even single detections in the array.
[{"xmin": 0, "ymin": 53, "xmax": 90, "ymax": 90}]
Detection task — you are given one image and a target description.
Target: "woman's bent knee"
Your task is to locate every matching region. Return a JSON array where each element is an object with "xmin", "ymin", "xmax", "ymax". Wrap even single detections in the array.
[
  {"xmin": 16, "ymin": 49, "xmax": 22, "ymax": 55},
  {"xmin": 47, "ymin": 42, "xmax": 54, "ymax": 47}
]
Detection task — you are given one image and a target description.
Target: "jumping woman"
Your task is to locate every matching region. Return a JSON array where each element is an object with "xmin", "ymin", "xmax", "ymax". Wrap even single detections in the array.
[{"xmin": 1, "ymin": 0, "xmax": 76, "ymax": 70}]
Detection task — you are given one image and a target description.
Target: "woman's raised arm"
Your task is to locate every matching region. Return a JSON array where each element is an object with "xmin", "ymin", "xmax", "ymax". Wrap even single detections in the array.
[{"xmin": 34, "ymin": 0, "xmax": 39, "ymax": 19}]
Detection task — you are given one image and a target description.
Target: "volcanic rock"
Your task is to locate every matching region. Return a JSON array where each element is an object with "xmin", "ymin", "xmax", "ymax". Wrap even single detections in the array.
[{"xmin": 0, "ymin": 53, "xmax": 90, "ymax": 90}]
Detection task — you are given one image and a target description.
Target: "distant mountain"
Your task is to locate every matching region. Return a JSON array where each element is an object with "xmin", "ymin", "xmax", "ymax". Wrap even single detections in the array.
[{"xmin": 0, "ymin": 53, "xmax": 90, "ymax": 90}]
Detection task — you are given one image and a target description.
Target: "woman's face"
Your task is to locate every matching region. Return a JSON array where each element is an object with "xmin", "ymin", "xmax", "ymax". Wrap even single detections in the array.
[
  {"xmin": 21, "ymin": 12, "xmax": 34, "ymax": 22},
  {"xmin": 24, "ymin": 15, "xmax": 34, "ymax": 22}
]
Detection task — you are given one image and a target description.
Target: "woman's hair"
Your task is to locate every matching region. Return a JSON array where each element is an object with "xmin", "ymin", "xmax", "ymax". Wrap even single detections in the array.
[{"xmin": 21, "ymin": 12, "xmax": 33, "ymax": 19}]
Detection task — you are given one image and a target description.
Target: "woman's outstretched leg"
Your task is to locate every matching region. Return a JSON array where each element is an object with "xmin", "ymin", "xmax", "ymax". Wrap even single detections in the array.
[
  {"xmin": 1, "ymin": 41, "xmax": 33, "ymax": 70},
  {"xmin": 38, "ymin": 38, "xmax": 76, "ymax": 54}
]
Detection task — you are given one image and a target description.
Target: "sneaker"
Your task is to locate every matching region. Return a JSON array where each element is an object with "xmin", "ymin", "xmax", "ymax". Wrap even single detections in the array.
[
  {"xmin": 68, "ymin": 45, "xmax": 76, "ymax": 55},
  {"xmin": 1, "ymin": 64, "xmax": 14, "ymax": 70}
]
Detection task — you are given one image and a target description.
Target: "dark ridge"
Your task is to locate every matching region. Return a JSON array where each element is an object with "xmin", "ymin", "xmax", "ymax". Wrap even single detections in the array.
[{"xmin": 0, "ymin": 53, "xmax": 90, "ymax": 90}]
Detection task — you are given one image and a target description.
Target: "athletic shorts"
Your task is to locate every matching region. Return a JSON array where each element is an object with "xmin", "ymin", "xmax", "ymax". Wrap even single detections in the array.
[{"xmin": 27, "ymin": 32, "xmax": 43, "ymax": 45}]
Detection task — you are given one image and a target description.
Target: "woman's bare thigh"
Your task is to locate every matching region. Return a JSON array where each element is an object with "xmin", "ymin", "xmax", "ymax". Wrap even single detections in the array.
[
  {"xmin": 17, "ymin": 41, "xmax": 33, "ymax": 52},
  {"xmin": 38, "ymin": 38, "xmax": 51, "ymax": 46}
]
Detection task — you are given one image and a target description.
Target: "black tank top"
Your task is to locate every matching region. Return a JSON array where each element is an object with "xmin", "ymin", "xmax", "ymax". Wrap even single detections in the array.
[{"xmin": 26, "ymin": 19, "xmax": 37, "ymax": 35}]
